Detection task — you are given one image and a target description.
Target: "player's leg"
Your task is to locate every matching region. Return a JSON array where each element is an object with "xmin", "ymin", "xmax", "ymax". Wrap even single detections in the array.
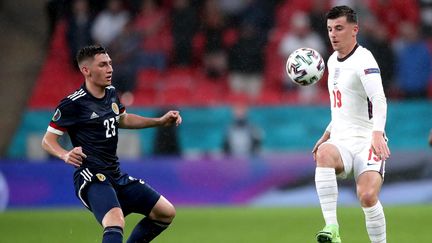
[
  {"xmin": 86, "ymin": 182, "xmax": 124, "ymax": 243},
  {"xmin": 357, "ymin": 171, "xmax": 386, "ymax": 243},
  {"xmin": 149, "ymin": 195, "xmax": 176, "ymax": 223},
  {"xmin": 315, "ymin": 143, "xmax": 346, "ymax": 243},
  {"xmin": 355, "ymin": 145, "xmax": 386, "ymax": 243},
  {"xmin": 117, "ymin": 177, "xmax": 175, "ymax": 243},
  {"xmin": 127, "ymin": 196, "xmax": 175, "ymax": 243}
]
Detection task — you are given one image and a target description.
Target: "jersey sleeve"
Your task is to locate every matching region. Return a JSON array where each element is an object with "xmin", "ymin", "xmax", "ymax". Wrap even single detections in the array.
[
  {"xmin": 325, "ymin": 121, "xmax": 332, "ymax": 133},
  {"xmin": 357, "ymin": 51, "xmax": 385, "ymax": 97},
  {"xmin": 47, "ymin": 99, "xmax": 77, "ymax": 135},
  {"xmin": 357, "ymin": 50, "xmax": 387, "ymax": 132},
  {"xmin": 115, "ymin": 91, "xmax": 126, "ymax": 116}
]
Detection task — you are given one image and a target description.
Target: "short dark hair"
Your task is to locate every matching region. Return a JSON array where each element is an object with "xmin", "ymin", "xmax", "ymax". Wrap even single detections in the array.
[
  {"xmin": 76, "ymin": 45, "xmax": 108, "ymax": 65},
  {"xmin": 326, "ymin": 5, "xmax": 357, "ymax": 24}
]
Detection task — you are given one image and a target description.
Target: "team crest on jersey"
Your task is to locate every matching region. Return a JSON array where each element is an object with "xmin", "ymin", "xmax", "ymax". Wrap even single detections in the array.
[
  {"xmin": 112, "ymin": 103, "xmax": 119, "ymax": 115},
  {"xmin": 333, "ymin": 68, "xmax": 340, "ymax": 86},
  {"xmin": 52, "ymin": 109, "xmax": 61, "ymax": 121},
  {"xmin": 96, "ymin": 173, "xmax": 106, "ymax": 182}
]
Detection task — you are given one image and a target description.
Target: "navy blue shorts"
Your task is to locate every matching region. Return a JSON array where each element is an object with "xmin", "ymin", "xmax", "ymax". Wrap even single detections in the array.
[{"xmin": 73, "ymin": 168, "xmax": 161, "ymax": 224}]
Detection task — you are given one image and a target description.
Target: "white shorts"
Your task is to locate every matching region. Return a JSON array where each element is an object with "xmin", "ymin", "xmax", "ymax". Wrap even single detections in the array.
[{"xmin": 322, "ymin": 138, "xmax": 386, "ymax": 180}]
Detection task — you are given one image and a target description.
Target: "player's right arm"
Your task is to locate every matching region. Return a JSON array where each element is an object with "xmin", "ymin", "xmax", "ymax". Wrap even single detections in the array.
[
  {"xmin": 41, "ymin": 132, "xmax": 86, "ymax": 167},
  {"xmin": 44, "ymin": 94, "xmax": 87, "ymax": 167},
  {"xmin": 312, "ymin": 122, "xmax": 332, "ymax": 161}
]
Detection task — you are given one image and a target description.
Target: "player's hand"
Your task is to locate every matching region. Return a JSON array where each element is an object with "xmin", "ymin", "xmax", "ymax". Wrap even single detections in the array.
[
  {"xmin": 160, "ymin": 111, "xmax": 182, "ymax": 127},
  {"xmin": 312, "ymin": 131, "xmax": 330, "ymax": 161},
  {"xmin": 371, "ymin": 131, "xmax": 390, "ymax": 160},
  {"xmin": 62, "ymin": 146, "xmax": 87, "ymax": 167}
]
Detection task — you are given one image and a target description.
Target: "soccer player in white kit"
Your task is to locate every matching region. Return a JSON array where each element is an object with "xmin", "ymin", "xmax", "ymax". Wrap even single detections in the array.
[{"xmin": 312, "ymin": 6, "xmax": 390, "ymax": 243}]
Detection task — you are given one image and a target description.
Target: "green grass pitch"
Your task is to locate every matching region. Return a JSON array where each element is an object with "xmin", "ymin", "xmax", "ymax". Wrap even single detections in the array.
[{"xmin": 1, "ymin": 205, "xmax": 431, "ymax": 242}]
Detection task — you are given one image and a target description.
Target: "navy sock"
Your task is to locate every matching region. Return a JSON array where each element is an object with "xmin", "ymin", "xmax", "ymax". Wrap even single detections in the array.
[
  {"xmin": 126, "ymin": 218, "xmax": 170, "ymax": 243},
  {"xmin": 102, "ymin": 226, "xmax": 123, "ymax": 243}
]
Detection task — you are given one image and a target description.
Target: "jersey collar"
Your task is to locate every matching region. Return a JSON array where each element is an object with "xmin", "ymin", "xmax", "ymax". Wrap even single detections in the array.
[
  {"xmin": 337, "ymin": 43, "xmax": 359, "ymax": 62},
  {"xmin": 82, "ymin": 83, "xmax": 107, "ymax": 100}
]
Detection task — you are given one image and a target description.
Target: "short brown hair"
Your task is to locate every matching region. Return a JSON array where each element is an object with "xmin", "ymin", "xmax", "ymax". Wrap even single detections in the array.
[
  {"xmin": 326, "ymin": 5, "xmax": 357, "ymax": 24},
  {"xmin": 76, "ymin": 45, "xmax": 108, "ymax": 65}
]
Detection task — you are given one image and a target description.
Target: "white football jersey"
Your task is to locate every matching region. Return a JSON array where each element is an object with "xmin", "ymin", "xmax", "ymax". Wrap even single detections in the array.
[{"xmin": 327, "ymin": 44, "xmax": 387, "ymax": 141}]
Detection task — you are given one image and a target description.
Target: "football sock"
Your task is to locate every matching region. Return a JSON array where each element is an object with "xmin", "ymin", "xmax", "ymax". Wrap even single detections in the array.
[
  {"xmin": 362, "ymin": 201, "xmax": 386, "ymax": 243},
  {"xmin": 315, "ymin": 167, "xmax": 339, "ymax": 226},
  {"xmin": 126, "ymin": 217, "xmax": 170, "ymax": 243},
  {"xmin": 102, "ymin": 226, "xmax": 123, "ymax": 243}
]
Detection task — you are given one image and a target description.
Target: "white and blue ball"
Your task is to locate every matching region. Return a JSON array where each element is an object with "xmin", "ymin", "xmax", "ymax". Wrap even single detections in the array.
[{"xmin": 286, "ymin": 48, "xmax": 325, "ymax": 86}]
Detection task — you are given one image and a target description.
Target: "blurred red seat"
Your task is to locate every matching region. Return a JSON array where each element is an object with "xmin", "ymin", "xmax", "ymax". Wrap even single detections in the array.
[
  {"xmin": 255, "ymin": 87, "xmax": 283, "ymax": 105},
  {"xmin": 132, "ymin": 89, "xmax": 157, "ymax": 107},
  {"xmin": 192, "ymin": 79, "xmax": 225, "ymax": 105},
  {"xmin": 29, "ymin": 20, "xmax": 80, "ymax": 108},
  {"xmin": 136, "ymin": 68, "xmax": 162, "ymax": 92},
  {"xmin": 159, "ymin": 87, "xmax": 193, "ymax": 106}
]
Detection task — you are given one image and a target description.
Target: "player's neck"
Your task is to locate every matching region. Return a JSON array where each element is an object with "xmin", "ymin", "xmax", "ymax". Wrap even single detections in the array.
[
  {"xmin": 337, "ymin": 42, "xmax": 358, "ymax": 59},
  {"xmin": 85, "ymin": 81, "xmax": 106, "ymax": 99}
]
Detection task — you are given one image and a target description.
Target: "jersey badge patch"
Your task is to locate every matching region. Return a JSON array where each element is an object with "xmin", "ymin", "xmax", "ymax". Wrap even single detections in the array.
[
  {"xmin": 112, "ymin": 103, "xmax": 119, "ymax": 115},
  {"xmin": 364, "ymin": 68, "xmax": 380, "ymax": 75},
  {"xmin": 332, "ymin": 68, "xmax": 340, "ymax": 86},
  {"xmin": 96, "ymin": 173, "xmax": 106, "ymax": 182},
  {"xmin": 52, "ymin": 109, "xmax": 61, "ymax": 122}
]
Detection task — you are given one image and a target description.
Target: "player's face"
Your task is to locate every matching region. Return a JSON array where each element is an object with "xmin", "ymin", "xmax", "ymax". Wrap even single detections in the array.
[
  {"xmin": 327, "ymin": 16, "xmax": 358, "ymax": 55},
  {"xmin": 88, "ymin": 53, "xmax": 113, "ymax": 87}
]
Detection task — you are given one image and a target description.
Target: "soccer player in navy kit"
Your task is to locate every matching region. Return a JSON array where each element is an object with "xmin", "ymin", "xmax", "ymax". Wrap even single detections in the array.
[{"xmin": 42, "ymin": 45, "xmax": 182, "ymax": 243}]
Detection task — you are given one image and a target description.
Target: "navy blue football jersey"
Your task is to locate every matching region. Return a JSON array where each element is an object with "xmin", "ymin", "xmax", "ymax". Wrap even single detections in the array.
[{"xmin": 48, "ymin": 84, "xmax": 125, "ymax": 177}]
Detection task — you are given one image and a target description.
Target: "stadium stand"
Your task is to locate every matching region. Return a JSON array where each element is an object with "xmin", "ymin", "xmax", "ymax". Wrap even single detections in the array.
[
  {"xmin": 29, "ymin": 20, "xmax": 83, "ymax": 108},
  {"xmin": 26, "ymin": 1, "xmax": 323, "ymax": 108},
  {"xmin": 4, "ymin": 0, "xmax": 432, "ymax": 158},
  {"xmin": 26, "ymin": 0, "xmax": 432, "ymax": 109},
  {"xmin": 0, "ymin": 1, "xmax": 46, "ymax": 155}
]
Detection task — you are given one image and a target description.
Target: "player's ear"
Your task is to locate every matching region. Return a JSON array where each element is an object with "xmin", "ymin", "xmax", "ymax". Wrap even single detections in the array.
[
  {"xmin": 80, "ymin": 64, "xmax": 90, "ymax": 75},
  {"xmin": 352, "ymin": 24, "xmax": 359, "ymax": 37},
  {"xmin": 78, "ymin": 59, "xmax": 91, "ymax": 75}
]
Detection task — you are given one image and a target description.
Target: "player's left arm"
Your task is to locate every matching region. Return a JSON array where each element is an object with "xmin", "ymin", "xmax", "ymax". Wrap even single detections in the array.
[
  {"xmin": 360, "ymin": 54, "xmax": 391, "ymax": 160},
  {"xmin": 119, "ymin": 110, "xmax": 182, "ymax": 129}
]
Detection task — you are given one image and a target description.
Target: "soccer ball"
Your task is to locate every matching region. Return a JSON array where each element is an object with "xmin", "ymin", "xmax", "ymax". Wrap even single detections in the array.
[{"xmin": 286, "ymin": 48, "xmax": 325, "ymax": 86}]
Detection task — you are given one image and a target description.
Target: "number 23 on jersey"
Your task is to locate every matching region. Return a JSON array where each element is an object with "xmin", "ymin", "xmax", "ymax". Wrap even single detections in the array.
[{"xmin": 104, "ymin": 118, "xmax": 116, "ymax": 138}]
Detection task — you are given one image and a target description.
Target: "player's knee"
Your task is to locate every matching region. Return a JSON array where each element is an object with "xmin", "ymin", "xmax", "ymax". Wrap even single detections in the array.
[
  {"xmin": 158, "ymin": 202, "xmax": 176, "ymax": 223},
  {"xmin": 163, "ymin": 203, "xmax": 176, "ymax": 222},
  {"xmin": 315, "ymin": 144, "xmax": 338, "ymax": 167},
  {"xmin": 150, "ymin": 197, "xmax": 176, "ymax": 223},
  {"xmin": 102, "ymin": 207, "xmax": 125, "ymax": 228},
  {"xmin": 358, "ymin": 190, "xmax": 378, "ymax": 207}
]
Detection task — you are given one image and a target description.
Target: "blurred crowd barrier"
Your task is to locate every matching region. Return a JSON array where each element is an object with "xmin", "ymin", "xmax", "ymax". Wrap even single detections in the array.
[
  {"xmin": 0, "ymin": 154, "xmax": 314, "ymax": 208},
  {"xmin": 7, "ymin": 101, "xmax": 432, "ymax": 159},
  {"xmin": 0, "ymin": 149, "xmax": 431, "ymax": 209}
]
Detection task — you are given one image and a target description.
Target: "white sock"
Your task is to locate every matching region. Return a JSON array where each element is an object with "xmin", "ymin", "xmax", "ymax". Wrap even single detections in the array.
[
  {"xmin": 362, "ymin": 201, "xmax": 386, "ymax": 243},
  {"xmin": 315, "ymin": 167, "xmax": 338, "ymax": 226}
]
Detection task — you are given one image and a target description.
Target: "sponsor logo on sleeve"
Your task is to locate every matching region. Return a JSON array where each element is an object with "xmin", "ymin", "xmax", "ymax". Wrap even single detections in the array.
[
  {"xmin": 52, "ymin": 109, "xmax": 61, "ymax": 121},
  {"xmin": 364, "ymin": 68, "xmax": 380, "ymax": 75}
]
